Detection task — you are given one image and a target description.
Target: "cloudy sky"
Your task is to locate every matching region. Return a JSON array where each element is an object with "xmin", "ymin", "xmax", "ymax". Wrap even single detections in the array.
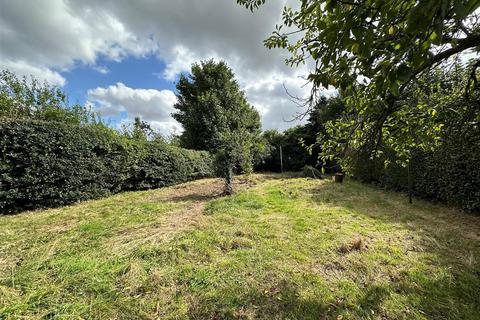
[{"xmin": 0, "ymin": 0, "xmax": 320, "ymax": 134}]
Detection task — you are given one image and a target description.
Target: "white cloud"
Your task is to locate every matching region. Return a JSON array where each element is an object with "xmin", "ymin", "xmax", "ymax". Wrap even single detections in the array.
[
  {"xmin": 0, "ymin": 0, "xmax": 318, "ymax": 131},
  {"xmin": 162, "ymin": 46, "xmax": 199, "ymax": 81},
  {"xmin": 1, "ymin": 59, "xmax": 66, "ymax": 86},
  {"xmin": 93, "ymin": 65, "xmax": 110, "ymax": 74},
  {"xmin": 246, "ymin": 76, "xmax": 311, "ymax": 130},
  {"xmin": 161, "ymin": 45, "xmax": 223, "ymax": 81},
  {"xmin": 0, "ymin": 0, "xmax": 157, "ymax": 83},
  {"xmin": 87, "ymin": 82, "xmax": 179, "ymax": 135}
]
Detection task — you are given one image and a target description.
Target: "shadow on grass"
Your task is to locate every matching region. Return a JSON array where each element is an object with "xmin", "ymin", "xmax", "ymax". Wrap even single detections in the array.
[
  {"xmin": 183, "ymin": 274, "xmax": 395, "ymax": 320},
  {"xmin": 304, "ymin": 179, "xmax": 480, "ymax": 319},
  {"xmin": 186, "ymin": 278, "xmax": 331, "ymax": 320},
  {"xmin": 167, "ymin": 192, "xmax": 223, "ymax": 203}
]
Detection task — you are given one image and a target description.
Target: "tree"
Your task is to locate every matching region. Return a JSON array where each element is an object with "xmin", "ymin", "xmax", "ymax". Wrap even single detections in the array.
[
  {"xmin": 120, "ymin": 116, "xmax": 167, "ymax": 144},
  {"xmin": 238, "ymin": 0, "xmax": 480, "ymax": 170},
  {"xmin": 320, "ymin": 59, "xmax": 479, "ymax": 172},
  {"xmin": 173, "ymin": 60, "xmax": 261, "ymax": 194},
  {"xmin": 306, "ymin": 96, "xmax": 345, "ymax": 135},
  {"xmin": 0, "ymin": 70, "xmax": 95, "ymax": 124},
  {"xmin": 173, "ymin": 60, "xmax": 261, "ymax": 152},
  {"xmin": 254, "ymin": 129, "xmax": 284, "ymax": 171},
  {"xmin": 305, "ymin": 95, "xmax": 346, "ymax": 172},
  {"xmin": 215, "ymin": 128, "xmax": 255, "ymax": 194},
  {"xmin": 132, "ymin": 116, "xmax": 153, "ymax": 141}
]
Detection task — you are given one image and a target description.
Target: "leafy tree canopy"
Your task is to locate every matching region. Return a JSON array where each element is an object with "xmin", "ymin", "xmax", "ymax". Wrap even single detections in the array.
[
  {"xmin": 238, "ymin": 0, "xmax": 479, "ymax": 94},
  {"xmin": 238, "ymin": 0, "xmax": 480, "ymax": 168},
  {"xmin": 173, "ymin": 60, "xmax": 261, "ymax": 152},
  {"xmin": 318, "ymin": 59, "xmax": 480, "ymax": 175}
]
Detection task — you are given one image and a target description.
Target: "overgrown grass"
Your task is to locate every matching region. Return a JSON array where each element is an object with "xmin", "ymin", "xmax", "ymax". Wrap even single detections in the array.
[{"xmin": 1, "ymin": 174, "xmax": 479, "ymax": 319}]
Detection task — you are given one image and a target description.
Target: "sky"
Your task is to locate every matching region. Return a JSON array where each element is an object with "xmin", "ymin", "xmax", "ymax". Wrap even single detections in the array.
[{"xmin": 0, "ymin": 0, "xmax": 322, "ymax": 135}]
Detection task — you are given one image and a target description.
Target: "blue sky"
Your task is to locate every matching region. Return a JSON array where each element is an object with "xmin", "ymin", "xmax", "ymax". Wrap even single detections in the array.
[
  {"xmin": 63, "ymin": 56, "xmax": 174, "ymax": 106},
  {"xmin": 0, "ymin": 0, "xmax": 315, "ymax": 134}
]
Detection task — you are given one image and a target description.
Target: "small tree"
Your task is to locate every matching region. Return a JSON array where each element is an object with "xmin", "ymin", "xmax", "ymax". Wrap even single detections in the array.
[
  {"xmin": 132, "ymin": 116, "xmax": 153, "ymax": 141},
  {"xmin": 215, "ymin": 129, "xmax": 253, "ymax": 195},
  {"xmin": 173, "ymin": 60, "xmax": 261, "ymax": 194},
  {"xmin": 0, "ymin": 70, "xmax": 95, "ymax": 124}
]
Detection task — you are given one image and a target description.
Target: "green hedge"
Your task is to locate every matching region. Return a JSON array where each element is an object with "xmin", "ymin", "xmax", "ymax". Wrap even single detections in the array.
[
  {"xmin": 350, "ymin": 133, "xmax": 480, "ymax": 213},
  {"xmin": 0, "ymin": 120, "xmax": 214, "ymax": 214}
]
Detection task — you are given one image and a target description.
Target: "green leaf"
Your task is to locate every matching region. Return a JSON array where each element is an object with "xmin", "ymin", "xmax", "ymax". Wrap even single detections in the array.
[
  {"xmin": 429, "ymin": 31, "xmax": 440, "ymax": 45},
  {"xmin": 389, "ymin": 81, "xmax": 399, "ymax": 96},
  {"xmin": 304, "ymin": 3, "xmax": 317, "ymax": 15},
  {"xmin": 396, "ymin": 64, "xmax": 411, "ymax": 82},
  {"xmin": 453, "ymin": 3, "xmax": 468, "ymax": 19},
  {"xmin": 351, "ymin": 43, "xmax": 360, "ymax": 53}
]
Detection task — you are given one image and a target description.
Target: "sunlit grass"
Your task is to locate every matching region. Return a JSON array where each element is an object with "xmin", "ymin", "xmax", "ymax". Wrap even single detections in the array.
[{"xmin": 1, "ymin": 174, "xmax": 479, "ymax": 319}]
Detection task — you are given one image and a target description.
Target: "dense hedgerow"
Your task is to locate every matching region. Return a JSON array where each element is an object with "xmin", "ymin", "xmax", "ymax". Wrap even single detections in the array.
[
  {"xmin": 0, "ymin": 120, "xmax": 214, "ymax": 214},
  {"xmin": 350, "ymin": 131, "xmax": 480, "ymax": 213}
]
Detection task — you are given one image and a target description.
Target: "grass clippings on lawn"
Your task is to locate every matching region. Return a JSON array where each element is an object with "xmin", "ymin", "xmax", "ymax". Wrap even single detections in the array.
[{"xmin": 1, "ymin": 174, "xmax": 479, "ymax": 319}]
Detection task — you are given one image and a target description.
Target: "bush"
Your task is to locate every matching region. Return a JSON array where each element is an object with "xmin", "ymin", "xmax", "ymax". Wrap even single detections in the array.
[
  {"xmin": 412, "ymin": 132, "xmax": 480, "ymax": 212},
  {"xmin": 0, "ymin": 120, "xmax": 214, "ymax": 214}
]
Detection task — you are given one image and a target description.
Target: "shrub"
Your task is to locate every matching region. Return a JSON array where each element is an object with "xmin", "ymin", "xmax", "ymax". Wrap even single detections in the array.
[{"xmin": 0, "ymin": 120, "xmax": 214, "ymax": 214}]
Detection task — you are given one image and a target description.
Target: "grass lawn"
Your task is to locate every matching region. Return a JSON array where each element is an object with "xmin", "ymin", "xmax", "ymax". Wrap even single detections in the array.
[{"xmin": 1, "ymin": 174, "xmax": 479, "ymax": 319}]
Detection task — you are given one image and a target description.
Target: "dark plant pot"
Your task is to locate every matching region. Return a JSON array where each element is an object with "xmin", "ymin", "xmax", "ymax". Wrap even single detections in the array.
[{"xmin": 333, "ymin": 173, "xmax": 344, "ymax": 183}]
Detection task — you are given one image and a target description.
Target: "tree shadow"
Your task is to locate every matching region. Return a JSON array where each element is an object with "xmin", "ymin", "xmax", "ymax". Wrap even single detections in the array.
[
  {"xmin": 184, "ymin": 273, "xmax": 399, "ymax": 319},
  {"xmin": 167, "ymin": 192, "xmax": 223, "ymax": 203},
  {"xmin": 186, "ymin": 277, "xmax": 329, "ymax": 319},
  {"xmin": 302, "ymin": 179, "xmax": 480, "ymax": 318},
  {"xmin": 165, "ymin": 174, "xmax": 283, "ymax": 203}
]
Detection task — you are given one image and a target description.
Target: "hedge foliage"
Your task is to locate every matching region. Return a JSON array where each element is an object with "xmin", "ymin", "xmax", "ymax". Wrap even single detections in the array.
[
  {"xmin": 350, "ymin": 131, "xmax": 480, "ymax": 213},
  {"xmin": 0, "ymin": 120, "xmax": 214, "ymax": 214}
]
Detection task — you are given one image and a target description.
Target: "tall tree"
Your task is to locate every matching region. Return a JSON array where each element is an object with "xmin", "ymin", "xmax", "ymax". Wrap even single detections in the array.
[
  {"xmin": 173, "ymin": 60, "xmax": 260, "ymax": 151},
  {"xmin": 173, "ymin": 60, "xmax": 261, "ymax": 194},
  {"xmin": 238, "ymin": 0, "xmax": 480, "ymax": 169}
]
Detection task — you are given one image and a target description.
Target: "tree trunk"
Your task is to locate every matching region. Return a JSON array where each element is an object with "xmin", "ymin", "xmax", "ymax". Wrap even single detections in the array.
[
  {"xmin": 224, "ymin": 165, "xmax": 233, "ymax": 195},
  {"xmin": 279, "ymin": 145, "xmax": 283, "ymax": 173},
  {"xmin": 408, "ymin": 160, "xmax": 413, "ymax": 204}
]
